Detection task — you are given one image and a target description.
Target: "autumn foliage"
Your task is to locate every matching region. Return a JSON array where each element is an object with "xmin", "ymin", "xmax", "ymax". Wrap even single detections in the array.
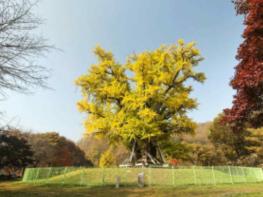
[
  {"xmin": 224, "ymin": 0, "xmax": 263, "ymax": 128},
  {"xmin": 76, "ymin": 40, "xmax": 205, "ymax": 164}
]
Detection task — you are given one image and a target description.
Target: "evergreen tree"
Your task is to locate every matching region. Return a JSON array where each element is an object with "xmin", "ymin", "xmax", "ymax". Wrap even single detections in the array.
[
  {"xmin": 242, "ymin": 128, "xmax": 263, "ymax": 165},
  {"xmin": 0, "ymin": 129, "xmax": 33, "ymax": 176}
]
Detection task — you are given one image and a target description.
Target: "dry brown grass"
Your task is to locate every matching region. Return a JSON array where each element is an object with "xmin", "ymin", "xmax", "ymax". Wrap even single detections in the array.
[{"xmin": 1, "ymin": 181, "xmax": 263, "ymax": 197}]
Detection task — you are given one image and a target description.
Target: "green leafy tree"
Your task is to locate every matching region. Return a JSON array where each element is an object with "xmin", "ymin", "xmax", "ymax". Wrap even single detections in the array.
[
  {"xmin": 76, "ymin": 40, "xmax": 205, "ymax": 164},
  {"xmin": 209, "ymin": 114, "xmax": 249, "ymax": 163},
  {"xmin": 246, "ymin": 128, "xmax": 263, "ymax": 155},
  {"xmin": 160, "ymin": 139, "xmax": 191, "ymax": 162},
  {"xmin": 190, "ymin": 144, "xmax": 227, "ymax": 166},
  {"xmin": 240, "ymin": 128, "xmax": 263, "ymax": 166}
]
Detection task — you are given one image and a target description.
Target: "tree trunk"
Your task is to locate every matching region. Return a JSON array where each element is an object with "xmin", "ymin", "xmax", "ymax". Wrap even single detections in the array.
[{"xmin": 127, "ymin": 139, "xmax": 164, "ymax": 166}]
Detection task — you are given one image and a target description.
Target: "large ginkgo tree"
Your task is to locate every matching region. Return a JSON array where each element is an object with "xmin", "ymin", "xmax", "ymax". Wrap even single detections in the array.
[{"xmin": 76, "ymin": 40, "xmax": 205, "ymax": 165}]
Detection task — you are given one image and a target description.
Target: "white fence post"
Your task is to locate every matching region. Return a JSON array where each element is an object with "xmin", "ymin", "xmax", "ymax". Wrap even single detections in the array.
[
  {"xmin": 254, "ymin": 168, "xmax": 261, "ymax": 182},
  {"xmin": 138, "ymin": 172, "xmax": 144, "ymax": 188},
  {"xmin": 45, "ymin": 167, "xmax": 52, "ymax": 184},
  {"xmin": 192, "ymin": 166, "xmax": 197, "ymax": 185},
  {"xmin": 34, "ymin": 168, "xmax": 40, "ymax": 184},
  {"xmin": 228, "ymin": 166, "xmax": 234, "ymax": 184},
  {"xmin": 212, "ymin": 166, "xmax": 216, "ymax": 185},
  {"xmin": 172, "ymin": 167, "xmax": 175, "ymax": 186},
  {"xmin": 102, "ymin": 168, "xmax": 105, "ymax": 186},
  {"xmin": 62, "ymin": 167, "xmax": 68, "ymax": 185},
  {"xmin": 241, "ymin": 167, "xmax": 247, "ymax": 183},
  {"xmin": 148, "ymin": 167, "xmax": 152, "ymax": 187},
  {"xmin": 260, "ymin": 168, "xmax": 263, "ymax": 182},
  {"xmin": 115, "ymin": 175, "xmax": 121, "ymax": 188},
  {"xmin": 47, "ymin": 167, "xmax": 52, "ymax": 179},
  {"xmin": 80, "ymin": 167, "xmax": 84, "ymax": 186}
]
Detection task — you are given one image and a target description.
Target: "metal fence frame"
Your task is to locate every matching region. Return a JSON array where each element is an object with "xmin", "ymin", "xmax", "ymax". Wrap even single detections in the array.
[{"xmin": 22, "ymin": 166, "xmax": 263, "ymax": 187}]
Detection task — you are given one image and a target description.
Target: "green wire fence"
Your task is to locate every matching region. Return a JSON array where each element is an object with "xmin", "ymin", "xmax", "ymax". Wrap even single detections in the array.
[{"xmin": 22, "ymin": 166, "xmax": 263, "ymax": 187}]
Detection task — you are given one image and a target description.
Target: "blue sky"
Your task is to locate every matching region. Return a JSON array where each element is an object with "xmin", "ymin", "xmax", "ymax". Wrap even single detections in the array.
[{"xmin": 1, "ymin": 0, "xmax": 244, "ymax": 141}]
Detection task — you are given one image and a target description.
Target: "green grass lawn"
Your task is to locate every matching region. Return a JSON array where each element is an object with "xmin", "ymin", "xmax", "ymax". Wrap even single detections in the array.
[
  {"xmin": 23, "ymin": 166, "xmax": 263, "ymax": 186},
  {"xmin": 1, "ymin": 181, "xmax": 263, "ymax": 197}
]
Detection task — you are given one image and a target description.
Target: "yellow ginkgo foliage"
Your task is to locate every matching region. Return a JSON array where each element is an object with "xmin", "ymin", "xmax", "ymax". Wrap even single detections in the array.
[{"xmin": 76, "ymin": 40, "xmax": 205, "ymax": 164}]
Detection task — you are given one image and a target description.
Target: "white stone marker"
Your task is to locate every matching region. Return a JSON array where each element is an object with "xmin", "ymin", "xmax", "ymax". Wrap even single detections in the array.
[
  {"xmin": 138, "ymin": 172, "xmax": 144, "ymax": 187},
  {"xmin": 115, "ymin": 176, "xmax": 121, "ymax": 188}
]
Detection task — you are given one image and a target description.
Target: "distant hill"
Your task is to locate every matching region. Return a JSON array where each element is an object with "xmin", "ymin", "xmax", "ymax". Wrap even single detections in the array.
[{"xmin": 182, "ymin": 122, "xmax": 212, "ymax": 144}]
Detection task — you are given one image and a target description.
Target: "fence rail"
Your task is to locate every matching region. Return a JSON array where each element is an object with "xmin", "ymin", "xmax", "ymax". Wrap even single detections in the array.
[{"xmin": 22, "ymin": 166, "xmax": 263, "ymax": 186}]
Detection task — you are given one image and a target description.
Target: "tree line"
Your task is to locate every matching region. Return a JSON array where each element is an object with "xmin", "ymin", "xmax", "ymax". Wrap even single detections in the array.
[
  {"xmin": 77, "ymin": 114, "xmax": 263, "ymax": 168},
  {"xmin": 0, "ymin": 127, "xmax": 92, "ymax": 179},
  {"xmin": 2, "ymin": 113, "xmax": 263, "ymax": 179}
]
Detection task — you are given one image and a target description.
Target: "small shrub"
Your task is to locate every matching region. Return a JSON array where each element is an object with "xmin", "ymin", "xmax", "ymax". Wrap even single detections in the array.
[{"xmin": 99, "ymin": 149, "xmax": 116, "ymax": 167}]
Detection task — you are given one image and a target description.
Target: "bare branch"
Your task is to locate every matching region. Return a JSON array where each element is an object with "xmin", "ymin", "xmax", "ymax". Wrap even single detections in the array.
[{"xmin": 0, "ymin": 0, "xmax": 53, "ymax": 96}]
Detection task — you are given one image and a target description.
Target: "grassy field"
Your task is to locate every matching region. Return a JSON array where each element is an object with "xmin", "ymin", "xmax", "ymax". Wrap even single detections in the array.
[{"xmin": 1, "ymin": 181, "xmax": 263, "ymax": 197}]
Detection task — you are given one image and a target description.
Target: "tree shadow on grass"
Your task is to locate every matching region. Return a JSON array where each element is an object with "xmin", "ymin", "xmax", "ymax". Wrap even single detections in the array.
[
  {"xmin": 0, "ymin": 182, "xmax": 156, "ymax": 197},
  {"xmin": 2, "ymin": 182, "xmax": 263, "ymax": 197}
]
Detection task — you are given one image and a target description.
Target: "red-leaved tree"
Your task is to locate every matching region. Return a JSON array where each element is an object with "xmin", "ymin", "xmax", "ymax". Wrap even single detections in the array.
[{"xmin": 224, "ymin": 0, "xmax": 263, "ymax": 128}]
